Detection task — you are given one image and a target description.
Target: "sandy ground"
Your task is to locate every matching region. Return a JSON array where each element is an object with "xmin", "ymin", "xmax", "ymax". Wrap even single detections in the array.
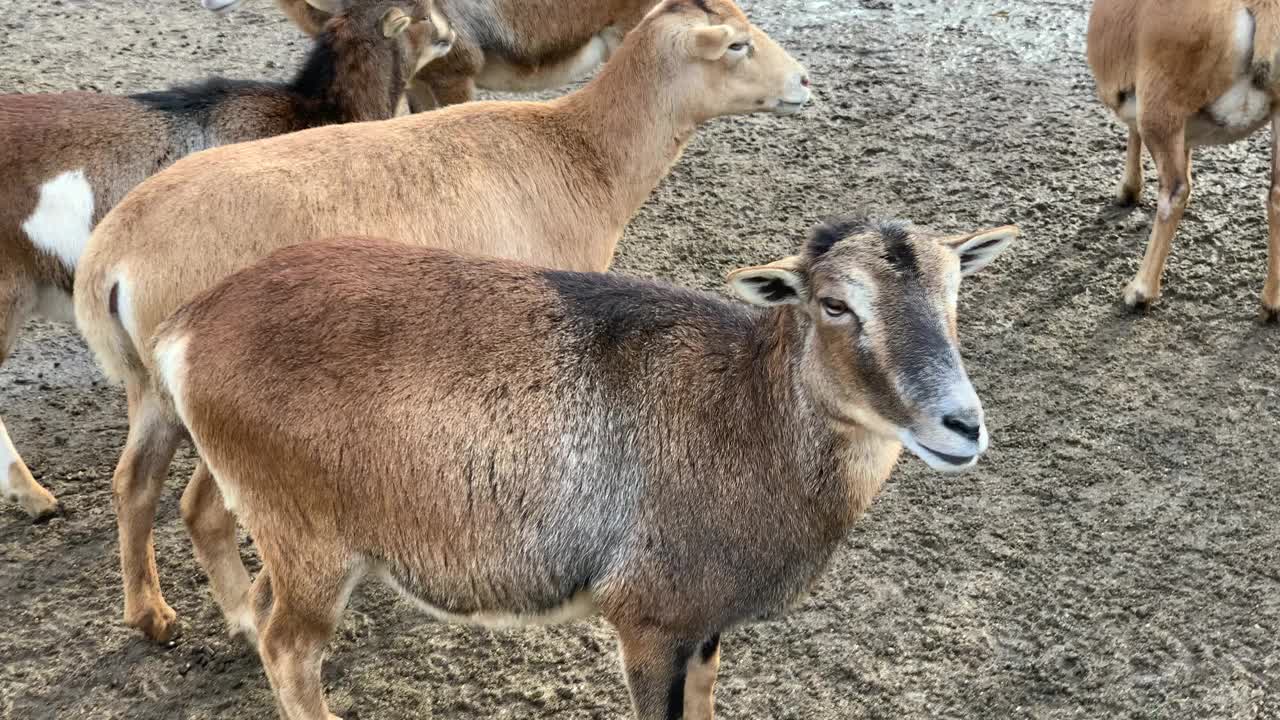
[{"xmin": 2, "ymin": 0, "xmax": 1280, "ymax": 718}]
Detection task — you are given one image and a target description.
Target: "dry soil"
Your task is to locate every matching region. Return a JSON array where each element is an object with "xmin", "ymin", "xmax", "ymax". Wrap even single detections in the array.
[{"xmin": 2, "ymin": 0, "xmax": 1279, "ymax": 718}]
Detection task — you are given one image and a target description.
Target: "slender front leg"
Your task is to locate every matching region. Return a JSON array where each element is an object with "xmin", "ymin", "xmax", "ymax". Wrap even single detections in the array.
[
  {"xmin": 181, "ymin": 459, "xmax": 253, "ymax": 640},
  {"xmin": 1, "ymin": 418, "xmax": 59, "ymax": 520},
  {"xmin": 427, "ymin": 73, "xmax": 476, "ymax": 107},
  {"xmin": 683, "ymin": 635, "xmax": 721, "ymax": 719},
  {"xmin": 0, "ymin": 281, "xmax": 59, "ymax": 520},
  {"xmin": 1124, "ymin": 114, "xmax": 1191, "ymax": 308},
  {"xmin": 404, "ymin": 77, "xmax": 440, "ymax": 114},
  {"xmin": 113, "ymin": 382, "xmax": 184, "ymax": 642},
  {"xmin": 1264, "ymin": 116, "xmax": 1280, "ymax": 322},
  {"xmin": 1116, "ymin": 126, "xmax": 1144, "ymax": 206}
]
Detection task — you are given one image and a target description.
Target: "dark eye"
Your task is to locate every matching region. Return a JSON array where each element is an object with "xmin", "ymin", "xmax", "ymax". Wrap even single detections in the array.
[
  {"xmin": 728, "ymin": 41, "xmax": 749, "ymax": 53},
  {"xmin": 820, "ymin": 298, "xmax": 848, "ymax": 317}
]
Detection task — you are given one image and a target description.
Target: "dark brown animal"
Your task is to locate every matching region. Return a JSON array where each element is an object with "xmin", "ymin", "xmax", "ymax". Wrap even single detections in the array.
[
  {"xmin": 206, "ymin": 0, "xmax": 665, "ymax": 110},
  {"xmin": 153, "ymin": 217, "xmax": 1017, "ymax": 719},
  {"xmin": 0, "ymin": 0, "xmax": 451, "ymax": 521},
  {"xmin": 1087, "ymin": 0, "xmax": 1280, "ymax": 319}
]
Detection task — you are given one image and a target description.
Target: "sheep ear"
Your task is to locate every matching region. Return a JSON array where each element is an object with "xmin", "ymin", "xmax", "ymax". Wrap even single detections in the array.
[
  {"xmin": 689, "ymin": 24, "xmax": 733, "ymax": 60},
  {"xmin": 304, "ymin": 0, "xmax": 342, "ymax": 12},
  {"xmin": 382, "ymin": 7, "xmax": 411, "ymax": 37},
  {"xmin": 942, "ymin": 225, "xmax": 1018, "ymax": 275},
  {"xmin": 727, "ymin": 256, "xmax": 808, "ymax": 306}
]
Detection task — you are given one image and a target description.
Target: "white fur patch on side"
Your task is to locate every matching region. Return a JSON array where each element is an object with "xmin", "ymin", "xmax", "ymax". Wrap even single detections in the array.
[{"xmin": 22, "ymin": 169, "xmax": 95, "ymax": 273}]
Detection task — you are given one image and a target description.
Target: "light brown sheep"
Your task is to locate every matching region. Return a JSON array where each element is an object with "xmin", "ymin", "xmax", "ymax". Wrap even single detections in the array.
[
  {"xmin": 1087, "ymin": 0, "xmax": 1280, "ymax": 319},
  {"xmin": 74, "ymin": 0, "xmax": 811, "ymax": 643}
]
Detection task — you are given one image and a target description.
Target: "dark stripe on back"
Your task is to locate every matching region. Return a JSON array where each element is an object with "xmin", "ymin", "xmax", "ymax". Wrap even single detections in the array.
[{"xmin": 131, "ymin": 77, "xmax": 276, "ymax": 121}]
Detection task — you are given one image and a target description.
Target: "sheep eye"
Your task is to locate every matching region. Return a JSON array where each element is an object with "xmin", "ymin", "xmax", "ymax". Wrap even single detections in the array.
[
  {"xmin": 820, "ymin": 298, "xmax": 848, "ymax": 317},
  {"xmin": 728, "ymin": 41, "xmax": 749, "ymax": 53}
]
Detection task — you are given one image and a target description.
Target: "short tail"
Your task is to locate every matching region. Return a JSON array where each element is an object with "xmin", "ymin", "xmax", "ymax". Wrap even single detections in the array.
[{"xmin": 73, "ymin": 257, "xmax": 145, "ymax": 387}]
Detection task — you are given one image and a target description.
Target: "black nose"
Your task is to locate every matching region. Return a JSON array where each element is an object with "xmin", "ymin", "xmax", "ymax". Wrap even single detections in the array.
[{"xmin": 942, "ymin": 413, "xmax": 981, "ymax": 442}]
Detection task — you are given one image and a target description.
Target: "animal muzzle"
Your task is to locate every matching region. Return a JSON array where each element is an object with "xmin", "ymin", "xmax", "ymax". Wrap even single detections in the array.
[
  {"xmin": 897, "ymin": 383, "xmax": 988, "ymax": 473},
  {"xmin": 774, "ymin": 71, "xmax": 812, "ymax": 114}
]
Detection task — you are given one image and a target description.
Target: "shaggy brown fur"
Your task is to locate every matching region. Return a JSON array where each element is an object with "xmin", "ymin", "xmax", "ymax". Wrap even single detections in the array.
[
  {"xmin": 152, "ymin": 218, "xmax": 1014, "ymax": 719},
  {"xmin": 1087, "ymin": 0, "xmax": 1280, "ymax": 319},
  {"xmin": 216, "ymin": 0, "xmax": 666, "ymax": 110},
  {"xmin": 74, "ymin": 0, "xmax": 810, "ymax": 644}
]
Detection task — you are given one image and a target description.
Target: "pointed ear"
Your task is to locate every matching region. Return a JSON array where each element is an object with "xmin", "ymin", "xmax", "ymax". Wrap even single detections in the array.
[
  {"xmin": 943, "ymin": 225, "xmax": 1018, "ymax": 275},
  {"xmin": 304, "ymin": 0, "xmax": 342, "ymax": 12},
  {"xmin": 382, "ymin": 7, "xmax": 412, "ymax": 37},
  {"xmin": 726, "ymin": 256, "xmax": 808, "ymax": 306},
  {"xmin": 689, "ymin": 24, "xmax": 733, "ymax": 60}
]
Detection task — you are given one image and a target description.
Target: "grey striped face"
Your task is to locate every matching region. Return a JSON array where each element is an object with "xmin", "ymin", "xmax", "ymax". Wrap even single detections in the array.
[{"xmin": 796, "ymin": 217, "xmax": 1003, "ymax": 472}]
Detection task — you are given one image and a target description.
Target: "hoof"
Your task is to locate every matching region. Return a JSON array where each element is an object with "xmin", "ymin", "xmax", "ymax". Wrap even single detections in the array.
[
  {"xmin": 127, "ymin": 603, "xmax": 180, "ymax": 644},
  {"xmin": 1261, "ymin": 304, "xmax": 1280, "ymax": 324},
  {"xmin": 1122, "ymin": 281, "xmax": 1157, "ymax": 312},
  {"xmin": 30, "ymin": 501, "xmax": 64, "ymax": 525},
  {"xmin": 20, "ymin": 488, "xmax": 61, "ymax": 523},
  {"xmin": 1252, "ymin": 60, "xmax": 1273, "ymax": 88},
  {"xmin": 202, "ymin": 0, "xmax": 242, "ymax": 13},
  {"xmin": 1114, "ymin": 185, "xmax": 1140, "ymax": 208},
  {"xmin": 227, "ymin": 608, "xmax": 259, "ymax": 648}
]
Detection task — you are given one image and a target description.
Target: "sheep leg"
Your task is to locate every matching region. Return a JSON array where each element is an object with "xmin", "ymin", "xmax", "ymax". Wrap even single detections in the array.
[
  {"xmin": 404, "ymin": 76, "xmax": 440, "ymax": 113},
  {"xmin": 181, "ymin": 459, "xmax": 254, "ymax": 641},
  {"xmin": 683, "ymin": 635, "xmax": 721, "ymax": 719},
  {"xmin": 112, "ymin": 381, "xmax": 183, "ymax": 642},
  {"xmin": 1116, "ymin": 126, "xmax": 1144, "ymax": 206},
  {"xmin": 0, "ymin": 278, "xmax": 59, "ymax": 520},
  {"xmin": 427, "ymin": 73, "xmax": 476, "ymax": 106},
  {"xmin": 1123, "ymin": 114, "xmax": 1190, "ymax": 309},
  {"xmin": 617, "ymin": 626, "xmax": 707, "ymax": 720},
  {"xmin": 256, "ymin": 549, "xmax": 358, "ymax": 720},
  {"xmin": 1265, "ymin": 115, "xmax": 1280, "ymax": 322}
]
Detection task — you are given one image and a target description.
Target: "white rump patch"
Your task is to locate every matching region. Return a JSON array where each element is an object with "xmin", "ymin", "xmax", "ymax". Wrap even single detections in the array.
[
  {"xmin": 156, "ymin": 332, "xmax": 242, "ymax": 515},
  {"xmin": 1234, "ymin": 7, "xmax": 1255, "ymax": 73},
  {"xmin": 22, "ymin": 169, "xmax": 95, "ymax": 274}
]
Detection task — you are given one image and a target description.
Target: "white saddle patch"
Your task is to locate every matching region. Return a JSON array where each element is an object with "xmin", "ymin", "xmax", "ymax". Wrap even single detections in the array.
[{"xmin": 22, "ymin": 169, "xmax": 95, "ymax": 274}]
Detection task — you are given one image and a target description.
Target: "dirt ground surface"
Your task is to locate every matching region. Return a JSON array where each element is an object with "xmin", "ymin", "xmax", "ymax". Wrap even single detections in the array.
[{"xmin": 3, "ymin": 0, "xmax": 1280, "ymax": 718}]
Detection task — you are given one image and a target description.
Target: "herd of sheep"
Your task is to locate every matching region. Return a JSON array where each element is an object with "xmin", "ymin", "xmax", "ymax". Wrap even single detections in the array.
[{"xmin": 2, "ymin": 0, "xmax": 1278, "ymax": 717}]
